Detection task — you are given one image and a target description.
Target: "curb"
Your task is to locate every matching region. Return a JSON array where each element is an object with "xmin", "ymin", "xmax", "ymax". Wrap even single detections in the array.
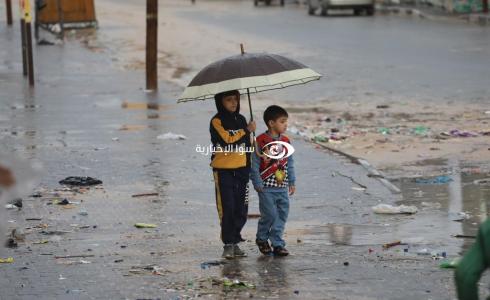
[{"xmin": 312, "ymin": 141, "xmax": 402, "ymax": 194}]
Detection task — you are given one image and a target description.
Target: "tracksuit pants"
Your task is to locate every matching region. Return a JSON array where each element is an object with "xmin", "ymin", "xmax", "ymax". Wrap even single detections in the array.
[{"xmin": 213, "ymin": 169, "xmax": 249, "ymax": 245}]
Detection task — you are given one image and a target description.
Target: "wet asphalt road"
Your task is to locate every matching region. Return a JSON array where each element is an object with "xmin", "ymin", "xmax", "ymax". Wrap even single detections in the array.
[
  {"xmin": 1, "ymin": 1, "xmax": 489, "ymax": 299},
  {"xmin": 169, "ymin": 0, "xmax": 490, "ymax": 105}
]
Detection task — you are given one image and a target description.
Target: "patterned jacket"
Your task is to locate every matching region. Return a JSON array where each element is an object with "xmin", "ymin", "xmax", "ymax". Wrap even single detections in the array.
[{"xmin": 250, "ymin": 132, "xmax": 296, "ymax": 191}]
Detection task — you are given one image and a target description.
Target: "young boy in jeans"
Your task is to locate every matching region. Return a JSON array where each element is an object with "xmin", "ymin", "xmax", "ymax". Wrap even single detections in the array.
[
  {"xmin": 250, "ymin": 105, "xmax": 295, "ymax": 256},
  {"xmin": 210, "ymin": 90, "xmax": 256, "ymax": 259}
]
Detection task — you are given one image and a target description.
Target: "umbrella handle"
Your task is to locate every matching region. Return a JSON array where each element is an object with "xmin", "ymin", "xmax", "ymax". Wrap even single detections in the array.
[{"xmin": 247, "ymin": 88, "xmax": 253, "ymax": 122}]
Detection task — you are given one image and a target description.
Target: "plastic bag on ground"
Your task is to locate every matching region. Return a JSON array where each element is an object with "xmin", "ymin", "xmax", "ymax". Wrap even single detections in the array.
[{"xmin": 372, "ymin": 204, "xmax": 418, "ymax": 214}]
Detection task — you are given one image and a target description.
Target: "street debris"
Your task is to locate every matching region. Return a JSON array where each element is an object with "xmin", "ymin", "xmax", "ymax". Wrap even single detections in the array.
[
  {"xmin": 131, "ymin": 192, "xmax": 159, "ymax": 198},
  {"xmin": 452, "ymin": 234, "xmax": 476, "ymax": 239},
  {"xmin": 200, "ymin": 260, "xmax": 227, "ymax": 269},
  {"xmin": 78, "ymin": 210, "xmax": 89, "ymax": 216},
  {"xmin": 55, "ymin": 255, "xmax": 95, "ymax": 259},
  {"xmin": 5, "ymin": 204, "xmax": 18, "ymax": 210},
  {"xmin": 157, "ymin": 132, "xmax": 187, "ymax": 140},
  {"xmin": 441, "ymin": 129, "xmax": 478, "ymax": 138},
  {"xmin": 5, "ymin": 238, "xmax": 17, "ymax": 248},
  {"xmin": 415, "ymin": 175, "xmax": 452, "ymax": 185},
  {"xmin": 33, "ymin": 240, "xmax": 49, "ymax": 245},
  {"xmin": 450, "ymin": 212, "xmax": 471, "ymax": 222},
  {"xmin": 57, "ymin": 259, "xmax": 92, "ymax": 265},
  {"xmin": 473, "ymin": 178, "xmax": 490, "ymax": 186},
  {"xmin": 222, "ymin": 278, "xmax": 255, "ymax": 289},
  {"xmin": 37, "ymin": 39, "xmax": 55, "ymax": 46},
  {"xmin": 432, "ymin": 252, "xmax": 447, "ymax": 260},
  {"xmin": 128, "ymin": 265, "xmax": 167, "ymax": 276},
  {"xmin": 412, "ymin": 126, "xmax": 429, "ymax": 136},
  {"xmin": 421, "ymin": 202, "xmax": 442, "ymax": 209},
  {"xmin": 55, "ymin": 198, "xmax": 71, "ymax": 205},
  {"xmin": 134, "ymin": 223, "xmax": 157, "ymax": 228},
  {"xmin": 59, "ymin": 176, "xmax": 103, "ymax": 186},
  {"xmin": 0, "ymin": 257, "xmax": 14, "ymax": 263},
  {"xmin": 7, "ymin": 198, "xmax": 23, "ymax": 209},
  {"xmin": 378, "ymin": 127, "xmax": 390, "ymax": 135},
  {"xmin": 383, "ymin": 240, "xmax": 403, "ymax": 249},
  {"xmin": 11, "ymin": 229, "xmax": 25, "ymax": 242},
  {"xmin": 372, "ymin": 204, "xmax": 418, "ymax": 214},
  {"xmin": 40, "ymin": 230, "xmax": 72, "ymax": 235}
]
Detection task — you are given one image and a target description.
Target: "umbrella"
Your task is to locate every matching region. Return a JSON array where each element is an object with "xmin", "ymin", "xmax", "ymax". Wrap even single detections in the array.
[
  {"xmin": 178, "ymin": 45, "xmax": 321, "ymax": 116},
  {"xmin": 178, "ymin": 45, "xmax": 321, "ymax": 152}
]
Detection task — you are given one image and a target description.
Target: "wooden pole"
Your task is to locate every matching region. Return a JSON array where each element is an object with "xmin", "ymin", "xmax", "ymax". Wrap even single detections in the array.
[
  {"xmin": 26, "ymin": 21, "xmax": 34, "ymax": 85},
  {"xmin": 19, "ymin": 0, "xmax": 27, "ymax": 76},
  {"xmin": 20, "ymin": 18, "xmax": 28, "ymax": 76},
  {"xmin": 146, "ymin": 0, "xmax": 158, "ymax": 91},
  {"xmin": 24, "ymin": 0, "xmax": 34, "ymax": 86},
  {"xmin": 6, "ymin": 0, "xmax": 13, "ymax": 25}
]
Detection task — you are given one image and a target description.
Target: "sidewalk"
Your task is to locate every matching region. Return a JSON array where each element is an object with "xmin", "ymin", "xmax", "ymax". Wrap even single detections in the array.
[
  {"xmin": 0, "ymin": 6, "xmax": 457, "ymax": 300},
  {"xmin": 377, "ymin": 3, "xmax": 490, "ymax": 25}
]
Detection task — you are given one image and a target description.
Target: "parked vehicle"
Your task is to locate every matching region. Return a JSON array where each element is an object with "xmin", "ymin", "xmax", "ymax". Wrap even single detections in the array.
[
  {"xmin": 254, "ymin": 0, "xmax": 285, "ymax": 6},
  {"xmin": 308, "ymin": 0, "xmax": 375, "ymax": 16}
]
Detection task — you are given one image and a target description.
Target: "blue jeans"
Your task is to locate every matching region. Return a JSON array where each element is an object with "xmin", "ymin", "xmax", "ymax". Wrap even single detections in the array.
[{"xmin": 256, "ymin": 190, "xmax": 290, "ymax": 248}]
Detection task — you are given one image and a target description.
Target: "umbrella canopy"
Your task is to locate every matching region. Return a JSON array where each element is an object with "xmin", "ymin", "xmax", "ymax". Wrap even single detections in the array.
[{"xmin": 178, "ymin": 52, "xmax": 321, "ymax": 103}]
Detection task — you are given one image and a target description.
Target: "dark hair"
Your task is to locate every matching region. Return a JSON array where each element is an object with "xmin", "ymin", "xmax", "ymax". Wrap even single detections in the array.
[
  {"xmin": 263, "ymin": 105, "xmax": 288, "ymax": 127},
  {"xmin": 216, "ymin": 90, "xmax": 240, "ymax": 102}
]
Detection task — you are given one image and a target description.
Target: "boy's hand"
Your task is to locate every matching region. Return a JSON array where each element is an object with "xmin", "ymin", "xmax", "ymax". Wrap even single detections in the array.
[
  {"xmin": 247, "ymin": 121, "xmax": 256, "ymax": 133},
  {"xmin": 289, "ymin": 185, "xmax": 296, "ymax": 196},
  {"xmin": 254, "ymin": 185, "xmax": 263, "ymax": 193}
]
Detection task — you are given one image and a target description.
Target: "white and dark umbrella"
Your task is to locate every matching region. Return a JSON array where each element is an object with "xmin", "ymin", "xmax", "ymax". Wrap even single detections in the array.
[
  {"xmin": 178, "ymin": 53, "xmax": 321, "ymax": 104},
  {"xmin": 178, "ymin": 45, "xmax": 321, "ymax": 152},
  {"xmin": 178, "ymin": 46, "xmax": 321, "ymax": 115}
]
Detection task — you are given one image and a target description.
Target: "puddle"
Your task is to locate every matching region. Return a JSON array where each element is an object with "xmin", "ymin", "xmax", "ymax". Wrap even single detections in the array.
[
  {"xmin": 119, "ymin": 124, "xmax": 147, "ymax": 132},
  {"xmin": 10, "ymin": 104, "xmax": 41, "ymax": 110},
  {"xmin": 136, "ymin": 113, "xmax": 173, "ymax": 120},
  {"xmin": 287, "ymin": 161, "xmax": 490, "ymax": 255},
  {"xmin": 391, "ymin": 161, "xmax": 490, "ymax": 253},
  {"xmin": 122, "ymin": 101, "xmax": 169, "ymax": 111}
]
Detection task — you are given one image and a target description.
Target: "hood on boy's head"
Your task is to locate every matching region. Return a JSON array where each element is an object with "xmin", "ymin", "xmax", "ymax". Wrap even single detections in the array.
[{"xmin": 214, "ymin": 90, "xmax": 241, "ymax": 115}]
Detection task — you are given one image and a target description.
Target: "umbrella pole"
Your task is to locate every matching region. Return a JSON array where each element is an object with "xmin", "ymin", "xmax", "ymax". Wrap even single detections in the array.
[{"xmin": 247, "ymin": 88, "xmax": 264, "ymax": 158}]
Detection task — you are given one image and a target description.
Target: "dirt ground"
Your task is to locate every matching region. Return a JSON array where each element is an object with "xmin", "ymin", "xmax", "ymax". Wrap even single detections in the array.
[{"xmin": 285, "ymin": 100, "xmax": 490, "ymax": 170}]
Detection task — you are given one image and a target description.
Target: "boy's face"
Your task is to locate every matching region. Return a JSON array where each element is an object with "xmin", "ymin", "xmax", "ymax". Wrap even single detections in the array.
[
  {"xmin": 222, "ymin": 95, "xmax": 239, "ymax": 113},
  {"xmin": 268, "ymin": 116, "xmax": 288, "ymax": 134}
]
